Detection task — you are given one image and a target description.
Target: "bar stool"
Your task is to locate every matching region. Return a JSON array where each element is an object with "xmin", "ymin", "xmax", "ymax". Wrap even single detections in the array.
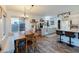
[
  {"xmin": 56, "ymin": 30, "xmax": 64, "ymax": 43},
  {"xmin": 65, "ymin": 31, "xmax": 75, "ymax": 47}
]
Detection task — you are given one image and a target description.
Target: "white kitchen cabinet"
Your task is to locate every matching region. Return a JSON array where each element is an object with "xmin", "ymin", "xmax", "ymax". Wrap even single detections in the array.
[
  {"xmin": 42, "ymin": 28, "xmax": 56, "ymax": 35},
  {"xmin": 61, "ymin": 35, "xmax": 69, "ymax": 44},
  {"xmin": 71, "ymin": 38, "xmax": 79, "ymax": 47},
  {"xmin": 61, "ymin": 20, "xmax": 70, "ymax": 31}
]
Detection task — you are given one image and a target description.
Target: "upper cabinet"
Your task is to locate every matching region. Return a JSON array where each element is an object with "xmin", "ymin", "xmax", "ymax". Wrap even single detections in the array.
[{"xmin": 57, "ymin": 12, "xmax": 70, "ymax": 21}]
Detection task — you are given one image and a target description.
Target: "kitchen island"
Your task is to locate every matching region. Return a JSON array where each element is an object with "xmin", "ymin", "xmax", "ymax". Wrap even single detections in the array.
[{"xmin": 56, "ymin": 29, "xmax": 79, "ymax": 47}]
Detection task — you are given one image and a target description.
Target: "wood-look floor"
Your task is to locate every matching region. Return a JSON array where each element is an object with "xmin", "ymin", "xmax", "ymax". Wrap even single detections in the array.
[{"xmin": 36, "ymin": 34, "xmax": 79, "ymax": 53}]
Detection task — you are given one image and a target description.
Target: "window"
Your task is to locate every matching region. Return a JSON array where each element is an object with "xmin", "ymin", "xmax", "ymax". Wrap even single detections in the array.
[
  {"xmin": 11, "ymin": 17, "xmax": 19, "ymax": 32},
  {"xmin": 11, "ymin": 17, "xmax": 25, "ymax": 33},
  {"xmin": 19, "ymin": 17, "xmax": 25, "ymax": 31}
]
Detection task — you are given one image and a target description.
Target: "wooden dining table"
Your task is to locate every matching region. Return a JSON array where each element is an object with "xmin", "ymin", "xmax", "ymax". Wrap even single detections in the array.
[{"xmin": 15, "ymin": 32, "xmax": 39, "ymax": 53}]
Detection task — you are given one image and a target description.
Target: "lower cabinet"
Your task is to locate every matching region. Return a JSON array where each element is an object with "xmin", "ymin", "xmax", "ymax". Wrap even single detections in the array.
[
  {"xmin": 42, "ymin": 28, "xmax": 56, "ymax": 35},
  {"xmin": 71, "ymin": 38, "xmax": 79, "ymax": 47},
  {"xmin": 61, "ymin": 36, "xmax": 69, "ymax": 44},
  {"xmin": 61, "ymin": 36, "xmax": 79, "ymax": 47}
]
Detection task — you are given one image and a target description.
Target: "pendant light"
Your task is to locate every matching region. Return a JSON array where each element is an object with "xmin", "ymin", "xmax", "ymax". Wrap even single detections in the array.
[{"xmin": 23, "ymin": 5, "xmax": 35, "ymax": 20}]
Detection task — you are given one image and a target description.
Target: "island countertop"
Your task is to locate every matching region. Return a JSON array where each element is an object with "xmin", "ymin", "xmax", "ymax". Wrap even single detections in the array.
[{"xmin": 56, "ymin": 29, "xmax": 79, "ymax": 33}]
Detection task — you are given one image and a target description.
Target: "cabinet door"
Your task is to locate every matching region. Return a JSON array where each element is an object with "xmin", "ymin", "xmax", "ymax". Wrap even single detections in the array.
[
  {"xmin": 61, "ymin": 21, "xmax": 70, "ymax": 30},
  {"xmin": 71, "ymin": 38, "xmax": 79, "ymax": 47},
  {"xmin": 61, "ymin": 36, "xmax": 69, "ymax": 44}
]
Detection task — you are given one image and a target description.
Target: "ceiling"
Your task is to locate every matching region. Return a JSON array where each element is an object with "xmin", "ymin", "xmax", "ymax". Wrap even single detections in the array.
[{"xmin": 5, "ymin": 5, "xmax": 79, "ymax": 17}]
